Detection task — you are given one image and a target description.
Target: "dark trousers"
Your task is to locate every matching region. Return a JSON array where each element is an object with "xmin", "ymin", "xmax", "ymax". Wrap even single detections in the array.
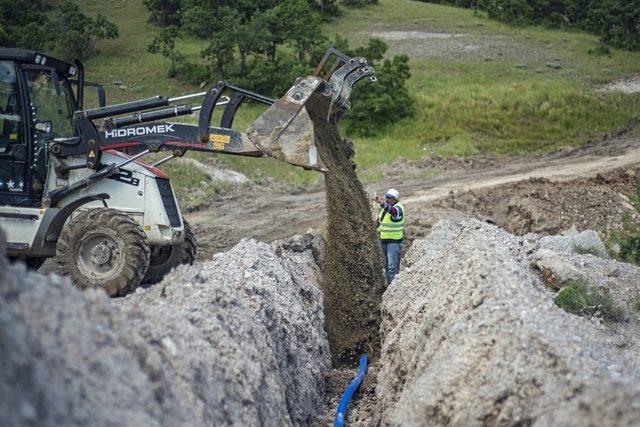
[{"xmin": 381, "ymin": 240, "xmax": 403, "ymax": 285}]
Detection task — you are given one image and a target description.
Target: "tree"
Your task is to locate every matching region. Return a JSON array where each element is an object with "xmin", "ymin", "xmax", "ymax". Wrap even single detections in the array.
[
  {"xmin": 421, "ymin": 0, "xmax": 640, "ymax": 50},
  {"xmin": 0, "ymin": 0, "xmax": 119, "ymax": 60},
  {"xmin": 143, "ymin": 0, "xmax": 182, "ymax": 26},
  {"xmin": 341, "ymin": 38, "xmax": 415, "ymax": 135},
  {"xmin": 147, "ymin": 26, "xmax": 185, "ymax": 77},
  {"xmin": 265, "ymin": 0, "xmax": 327, "ymax": 61},
  {"xmin": 53, "ymin": 1, "xmax": 119, "ymax": 60},
  {"xmin": 341, "ymin": 0, "xmax": 379, "ymax": 6},
  {"xmin": 0, "ymin": 0, "xmax": 52, "ymax": 50}
]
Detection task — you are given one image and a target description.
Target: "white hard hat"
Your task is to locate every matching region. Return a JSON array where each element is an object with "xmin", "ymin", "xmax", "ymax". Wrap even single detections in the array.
[{"xmin": 385, "ymin": 188, "xmax": 400, "ymax": 200}]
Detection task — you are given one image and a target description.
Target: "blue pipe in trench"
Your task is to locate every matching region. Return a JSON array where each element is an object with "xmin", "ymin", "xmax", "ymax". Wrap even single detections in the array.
[{"xmin": 334, "ymin": 355, "xmax": 368, "ymax": 427}]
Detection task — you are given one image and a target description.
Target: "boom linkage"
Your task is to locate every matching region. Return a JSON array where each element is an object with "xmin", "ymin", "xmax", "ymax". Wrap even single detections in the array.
[{"xmin": 51, "ymin": 81, "xmax": 277, "ymax": 170}]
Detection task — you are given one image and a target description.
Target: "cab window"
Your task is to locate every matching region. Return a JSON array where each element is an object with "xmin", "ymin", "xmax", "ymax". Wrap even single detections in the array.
[
  {"xmin": 0, "ymin": 61, "xmax": 25, "ymax": 193},
  {"xmin": 25, "ymin": 69, "xmax": 76, "ymax": 138}
]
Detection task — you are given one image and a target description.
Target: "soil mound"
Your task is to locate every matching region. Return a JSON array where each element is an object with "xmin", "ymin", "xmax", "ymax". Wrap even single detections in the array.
[
  {"xmin": 373, "ymin": 219, "xmax": 640, "ymax": 425},
  {"xmin": 0, "ymin": 231, "xmax": 330, "ymax": 426},
  {"xmin": 435, "ymin": 168, "xmax": 640, "ymax": 237}
]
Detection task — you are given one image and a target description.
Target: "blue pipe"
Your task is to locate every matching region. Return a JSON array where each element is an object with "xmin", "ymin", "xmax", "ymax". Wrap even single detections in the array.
[{"xmin": 334, "ymin": 355, "xmax": 368, "ymax": 427}]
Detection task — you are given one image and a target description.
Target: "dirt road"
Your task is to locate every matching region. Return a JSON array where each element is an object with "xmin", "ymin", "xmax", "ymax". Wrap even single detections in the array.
[{"xmin": 188, "ymin": 134, "xmax": 640, "ymax": 258}]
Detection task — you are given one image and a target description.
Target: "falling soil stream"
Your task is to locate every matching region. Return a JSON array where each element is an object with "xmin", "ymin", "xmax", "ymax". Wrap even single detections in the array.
[{"xmin": 305, "ymin": 91, "xmax": 386, "ymax": 364}]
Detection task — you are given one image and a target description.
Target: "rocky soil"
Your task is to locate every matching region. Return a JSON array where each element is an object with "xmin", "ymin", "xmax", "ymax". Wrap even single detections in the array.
[
  {"xmin": 433, "ymin": 169, "xmax": 640, "ymax": 237},
  {"xmin": 0, "ymin": 231, "xmax": 330, "ymax": 426},
  {"xmin": 6, "ymin": 215, "xmax": 640, "ymax": 425},
  {"xmin": 370, "ymin": 219, "xmax": 640, "ymax": 426}
]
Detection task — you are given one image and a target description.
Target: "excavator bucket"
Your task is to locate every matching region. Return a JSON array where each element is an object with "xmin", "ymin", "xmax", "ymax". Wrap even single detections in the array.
[{"xmin": 246, "ymin": 51, "xmax": 376, "ymax": 171}]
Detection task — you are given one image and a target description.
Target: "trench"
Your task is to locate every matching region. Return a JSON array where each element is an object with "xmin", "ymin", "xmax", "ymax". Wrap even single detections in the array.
[{"xmin": 298, "ymin": 92, "xmax": 387, "ymax": 424}]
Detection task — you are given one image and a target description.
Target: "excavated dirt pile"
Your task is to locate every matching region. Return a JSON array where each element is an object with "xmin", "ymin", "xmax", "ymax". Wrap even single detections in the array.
[
  {"xmin": 435, "ymin": 168, "xmax": 640, "ymax": 237},
  {"xmin": 0, "ymin": 230, "xmax": 330, "ymax": 426},
  {"xmin": 373, "ymin": 219, "xmax": 640, "ymax": 426},
  {"xmin": 306, "ymin": 93, "xmax": 386, "ymax": 363}
]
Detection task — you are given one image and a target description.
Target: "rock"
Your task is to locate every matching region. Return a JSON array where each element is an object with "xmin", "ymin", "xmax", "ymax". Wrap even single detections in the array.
[
  {"xmin": 546, "ymin": 62, "xmax": 563, "ymax": 69},
  {"xmin": 533, "ymin": 248, "xmax": 586, "ymax": 287},
  {"xmin": 0, "ymin": 235, "xmax": 330, "ymax": 426},
  {"xmin": 537, "ymin": 235, "xmax": 573, "ymax": 255},
  {"xmin": 515, "ymin": 63, "xmax": 527, "ymax": 69},
  {"xmin": 373, "ymin": 220, "xmax": 640, "ymax": 426},
  {"xmin": 571, "ymin": 229, "xmax": 608, "ymax": 258},
  {"xmin": 403, "ymin": 220, "xmax": 461, "ymax": 267},
  {"xmin": 562, "ymin": 225, "xmax": 579, "ymax": 237},
  {"xmin": 610, "ymin": 243, "xmax": 621, "ymax": 256}
]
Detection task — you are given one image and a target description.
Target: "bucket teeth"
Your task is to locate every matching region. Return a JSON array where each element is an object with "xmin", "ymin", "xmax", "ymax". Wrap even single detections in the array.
[
  {"xmin": 329, "ymin": 57, "xmax": 368, "ymax": 96},
  {"xmin": 327, "ymin": 58, "xmax": 376, "ymax": 110}
]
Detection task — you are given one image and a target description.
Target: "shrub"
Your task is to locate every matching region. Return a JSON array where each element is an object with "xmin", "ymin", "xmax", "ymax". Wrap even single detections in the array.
[
  {"xmin": 54, "ymin": 1, "xmax": 119, "ymax": 60},
  {"xmin": 608, "ymin": 184, "xmax": 640, "ymax": 267},
  {"xmin": 0, "ymin": 0, "xmax": 119, "ymax": 60},
  {"xmin": 554, "ymin": 280, "xmax": 626, "ymax": 322}
]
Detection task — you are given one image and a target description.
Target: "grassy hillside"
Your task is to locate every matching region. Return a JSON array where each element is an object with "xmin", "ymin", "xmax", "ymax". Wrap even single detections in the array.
[{"xmin": 78, "ymin": 0, "xmax": 640, "ymax": 188}]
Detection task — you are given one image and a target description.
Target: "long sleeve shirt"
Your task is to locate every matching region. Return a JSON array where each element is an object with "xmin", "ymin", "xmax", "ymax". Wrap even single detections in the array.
[{"xmin": 379, "ymin": 201, "xmax": 403, "ymax": 221}]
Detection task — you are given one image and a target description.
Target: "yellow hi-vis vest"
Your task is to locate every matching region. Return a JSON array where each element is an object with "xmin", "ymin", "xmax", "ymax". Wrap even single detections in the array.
[{"xmin": 378, "ymin": 202, "xmax": 405, "ymax": 240}]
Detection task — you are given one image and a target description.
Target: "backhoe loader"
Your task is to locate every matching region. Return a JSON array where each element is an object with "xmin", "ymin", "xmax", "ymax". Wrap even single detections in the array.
[{"xmin": 0, "ymin": 47, "xmax": 375, "ymax": 295}]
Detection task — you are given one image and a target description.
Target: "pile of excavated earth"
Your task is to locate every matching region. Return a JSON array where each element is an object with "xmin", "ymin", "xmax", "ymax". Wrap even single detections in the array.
[
  {"xmin": 0, "ymin": 231, "xmax": 330, "ymax": 426},
  {"xmin": 3, "ymin": 214, "xmax": 640, "ymax": 425}
]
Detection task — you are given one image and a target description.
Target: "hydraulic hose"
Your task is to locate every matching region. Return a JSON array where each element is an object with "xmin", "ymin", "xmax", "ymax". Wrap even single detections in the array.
[{"xmin": 334, "ymin": 355, "xmax": 368, "ymax": 427}]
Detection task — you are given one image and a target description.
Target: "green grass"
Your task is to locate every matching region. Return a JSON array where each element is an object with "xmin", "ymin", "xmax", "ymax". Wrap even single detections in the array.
[
  {"xmin": 76, "ymin": 0, "xmax": 640, "ymax": 185},
  {"xmin": 157, "ymin": 160, "xmax": 225, "ymax": 212},
  {"xmin": 554, "ymin": 280, "xmax": 625, "ymax": 322},
  {"xmin": 327, "ymin": 0, "xmax": 640, "ymax": 168}
]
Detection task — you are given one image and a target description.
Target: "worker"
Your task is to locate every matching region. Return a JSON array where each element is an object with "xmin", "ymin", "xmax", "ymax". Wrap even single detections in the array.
[{"xmin": 374, "ymin": 188, "xmax": 405, "ymax": 285}]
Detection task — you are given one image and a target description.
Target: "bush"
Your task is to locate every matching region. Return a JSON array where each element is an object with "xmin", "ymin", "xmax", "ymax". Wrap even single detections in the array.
[
  {"xmin": 619, "ymin": 234, "xmax": 640, "ymax": 266},
  {"xmin": 608, "ymin": 184, "xmax": 640, "ymax": 266},
  {"xmin": 328, "ymin": 37, "xmax": 415, "ymax": 135},
  {"xmin": 554, "ymin": 280, "xmax": 625, "ymax": 322},
  {"xmin": 0, "ymin": 0, "xmax": 119, "ymax": 60},
  {"xmin": 54, "ymin": 1, "xmax": 119, "ymax": 60}
]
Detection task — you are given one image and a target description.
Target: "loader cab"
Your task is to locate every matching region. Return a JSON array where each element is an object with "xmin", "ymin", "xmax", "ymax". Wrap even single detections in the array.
[{"xmin": 0, "ymin": 48, "xmax": 79, "ymax": 208}]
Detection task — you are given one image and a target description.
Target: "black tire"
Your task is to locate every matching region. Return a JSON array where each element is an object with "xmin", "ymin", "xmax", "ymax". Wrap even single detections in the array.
[
  {"xmin": 56, "ymin": 208, "xmax": 150, "ymax": 296},
  {"xmin": 8, "ymin": 256, "xmax": 46, "ymax": 270},
  {"xmin": 143, "ymin": 220, "xmax": 197, "ymax": 284}
]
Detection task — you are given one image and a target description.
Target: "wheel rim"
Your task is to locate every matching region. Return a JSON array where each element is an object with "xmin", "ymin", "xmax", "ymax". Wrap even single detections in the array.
[
  {"xmin": 77, "ymin": 233, "xmax": 123, "ymax": 280},
  {"xmin": 149, "ymin": 245, "xmax": 174, "ymax": 267}
]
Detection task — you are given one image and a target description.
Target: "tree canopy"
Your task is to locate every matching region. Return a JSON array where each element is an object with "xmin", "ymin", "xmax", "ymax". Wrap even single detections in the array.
[
  {"xmin": 145, "ymin": 0, "xmax": 414, "ymax": 133},
  {"xmin": 0, "ymin": 0, "xmax": 119, "ymax": 60}
]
